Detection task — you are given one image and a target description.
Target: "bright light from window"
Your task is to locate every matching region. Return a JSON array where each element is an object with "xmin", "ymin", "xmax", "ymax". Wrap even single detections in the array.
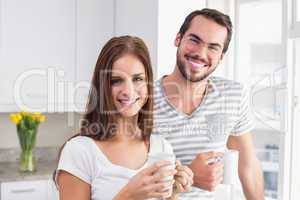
[
  {"xmin": 291, "ymin": 38, "xmax": 300, "ymax": 199},
  {"xmin": 297, "ymin": 0, "xmax": 300, "ymax": 21}
]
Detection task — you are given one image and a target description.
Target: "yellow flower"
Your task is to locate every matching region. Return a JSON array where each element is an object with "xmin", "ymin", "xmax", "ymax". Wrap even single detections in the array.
[
  {"xmin": 39, "ymin": 115, "xmax": 46, "ymax": 122},
  {"xmin": 9, "ymin": 114, "xmax": 15, "ymax": 123},
  {"xmin": 20, "ymin": 111, "xmax": 28, "ymax": 116},
  {"xmin": 33, "ymin": 112, "xmax": 41, "ymax": 116},
  {"xmin": 10, "ymin": 114, "xmax": 21, "ymax": 124},
  {"xmin": 16, "ymin": 114, "xmax": 22, "ymax": 121},
  {"xmin": 10, "ymin": 111, "xmax": 45, "ymax": 125}
]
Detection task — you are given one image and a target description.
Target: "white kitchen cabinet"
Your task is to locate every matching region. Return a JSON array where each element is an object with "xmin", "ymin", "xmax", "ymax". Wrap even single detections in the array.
[
  {"xmin": 0, "ymin": 0, "xmax": 76, "ymax": 112},
  {"xmin": 0, "ymin": 0, "xmax": 114, "ymax": 113},
  {"xmin": 0, "ymin": 179, "xmax": 59, "ymax": 200},
  {"xmin": 1, "ymin": 180, "xmax": 48, "ymax": 200}
]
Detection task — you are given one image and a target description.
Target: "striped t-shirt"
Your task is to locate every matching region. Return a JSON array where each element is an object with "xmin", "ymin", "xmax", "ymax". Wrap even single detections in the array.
[{"xmin": 153, "ymin": 76, "xmax": 254, "ymax": 199}]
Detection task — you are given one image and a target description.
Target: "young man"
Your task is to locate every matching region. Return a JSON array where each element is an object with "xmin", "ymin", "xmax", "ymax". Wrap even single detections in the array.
[{"xmin": 153, "ymin": 8, "xmax": 264, "ymax": 199}]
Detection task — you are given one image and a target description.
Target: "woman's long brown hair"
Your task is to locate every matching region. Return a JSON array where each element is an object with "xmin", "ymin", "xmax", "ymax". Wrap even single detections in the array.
[{"xmin": 53, "ymin": 35, "xmax": 154, "ymax": 182}]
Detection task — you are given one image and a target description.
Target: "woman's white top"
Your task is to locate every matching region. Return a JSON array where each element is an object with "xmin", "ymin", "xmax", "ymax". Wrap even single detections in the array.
[{"xmin": 55, "ymin": 135, "xmax": 174, "ymax": 200}]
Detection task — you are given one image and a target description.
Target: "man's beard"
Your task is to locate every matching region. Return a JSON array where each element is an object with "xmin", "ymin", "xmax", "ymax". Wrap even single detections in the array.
[{"xmin": 176, "ymin": 52, "xmax": 212, "ymax": 82}]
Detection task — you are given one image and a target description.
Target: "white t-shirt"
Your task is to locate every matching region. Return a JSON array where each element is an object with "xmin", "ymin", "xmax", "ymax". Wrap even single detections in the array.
[{"xmin": 55, "ymin": 135, "xmax": 174, "ymax": 200}]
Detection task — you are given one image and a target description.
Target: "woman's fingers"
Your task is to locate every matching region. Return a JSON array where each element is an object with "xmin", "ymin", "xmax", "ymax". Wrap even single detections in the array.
[
  {"xmin": 151, "ymin": 169, "xmax": 177, "ymax": 183},
  {"xmin": 175, "ymin": 176, "xmax": 192, "ymax": 188},
  {"xmin": 175, "ymin": 179, "xmax": 185, "ymax": 192},
  {"xmin": 143, "ymin": 180, "xmax": 174, "ymax": 198},
  {"xmin": 176, "ymin": 165, "xmax": 194, "ymax": 178},
  {"xmin": 147, "ymin": 190, "xmax": 172, "ymax": 198},
  {"xmin": 142, "ymin": 160, "xmax": 173, "ymax": 175},
  {"xmin": 173, "ymin": 163, "xmax": 194, "ymax": 193}
]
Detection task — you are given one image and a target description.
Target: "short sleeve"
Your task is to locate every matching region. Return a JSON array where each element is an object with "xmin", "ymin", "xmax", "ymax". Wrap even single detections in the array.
[
  {"xmin": 55, "ymin": 138, "xmax": 94, "ymax": 186},
  {"xmin": 230, "ymin": 86, "xmax": 255, "ymax": 136}
]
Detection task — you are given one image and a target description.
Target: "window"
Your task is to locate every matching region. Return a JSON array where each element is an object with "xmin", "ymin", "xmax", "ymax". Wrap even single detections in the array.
[
  {"xmin": 235, "ymin": 0, "xmax": 283, "ymax": 199},
  {"xmin": 290, "ymin": 38, "xmax": 300, "ymax": 200},
  {"xmin": 297, "ymin": 0, "xmax": 300, "ymax": 21},
  {"xmin": 292, "ymin": 0, "xmax": 300, "ymax": 37}
]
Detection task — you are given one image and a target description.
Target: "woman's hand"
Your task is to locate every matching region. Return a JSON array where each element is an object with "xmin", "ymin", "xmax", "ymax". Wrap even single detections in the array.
[
  {"xmin": 173, "ymin": 160, "xmax": 194, "ymax": 194},
  {"xmin": 114, "ymin": 160, "xmax": 177, "ymax": 200}
]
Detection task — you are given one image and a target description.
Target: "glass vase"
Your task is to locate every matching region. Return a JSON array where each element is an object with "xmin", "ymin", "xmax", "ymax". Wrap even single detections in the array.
[
  {"xmin": 17, "ymin": 127, "xmax": 38, "ymax": 172},
  {"xmin": 19, "ymin": 149, "xmax": 36, "ymax": 172}
]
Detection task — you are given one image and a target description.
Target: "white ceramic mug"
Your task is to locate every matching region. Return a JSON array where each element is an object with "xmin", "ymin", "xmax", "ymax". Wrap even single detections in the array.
[
  {"xmin": 147, "ymin": 152, "xmax": 176, "ymax": 197},
  {"xmin": 222, "ymin": 149, "xmax": 239, "ymax": 185}
]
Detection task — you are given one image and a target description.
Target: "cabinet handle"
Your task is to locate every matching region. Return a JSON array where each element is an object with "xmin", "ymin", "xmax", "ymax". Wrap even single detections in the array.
[
  {"xmin": 10, "ymin": 188, "xmax": 36, "ymax": 193},
  {"xmin": 25, "ymin": 93, "xmax": 46, "ymax": 98},
  {"xmin": 294, "ymin": 96, "xmax": 299, "ymax": 108}
]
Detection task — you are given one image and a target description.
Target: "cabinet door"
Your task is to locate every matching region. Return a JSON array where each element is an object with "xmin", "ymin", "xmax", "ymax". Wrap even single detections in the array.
[
  {"xmin": 1, "ymin": 180, "xmax": 48, "ymax": 200},
  {"xmin": 73, "ymin": 0, "xmax": 114, "ymax": 112},
  {"xmin": 0, "ymin": 0, "xmax": 76, "ymax": 112}
]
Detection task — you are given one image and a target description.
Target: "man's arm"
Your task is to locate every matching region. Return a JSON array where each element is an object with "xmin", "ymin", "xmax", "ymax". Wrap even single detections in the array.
[
  {"xmin": 227, "ymin": 133, "xmax": 264, "ymax": 200},
  {"xmin": 188, "ymin": 152, "xmax": 224, "ymax": 191}
]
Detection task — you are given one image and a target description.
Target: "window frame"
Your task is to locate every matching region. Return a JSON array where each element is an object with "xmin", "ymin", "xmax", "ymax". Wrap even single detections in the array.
[{"xmin": 290, "ymin": 0, "xmax": 300, "ymax": 37}]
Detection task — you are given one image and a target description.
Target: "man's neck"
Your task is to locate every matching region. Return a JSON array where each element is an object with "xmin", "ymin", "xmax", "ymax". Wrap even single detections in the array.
[
  {"xmin": 164, "ymin": 68, "xmax": 207, "ymax": 98},
  {"xmin": 161, "ymin": 68, "xmax": 208, "ymax": 115}
]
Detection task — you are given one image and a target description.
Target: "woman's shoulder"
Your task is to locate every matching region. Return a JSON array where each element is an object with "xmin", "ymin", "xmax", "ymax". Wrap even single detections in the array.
[
  {"xmin": 62, "ymin": 135, "xmax": 95, "ymax": 154},
  {"xmin": 66, "ymin": 135, "xmax": 95, "ymax": 146}
]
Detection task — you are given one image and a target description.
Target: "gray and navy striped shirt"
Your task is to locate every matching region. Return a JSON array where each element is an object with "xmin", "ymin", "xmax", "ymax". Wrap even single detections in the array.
[{"xmin": 153, "ymin": 76, "xmax": 254, "ymax": 199}]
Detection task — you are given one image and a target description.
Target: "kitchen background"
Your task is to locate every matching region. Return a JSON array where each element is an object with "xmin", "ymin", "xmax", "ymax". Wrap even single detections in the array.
[{"xmin": 0, "ymin": 0, "xmax": 299, "ymax": 200}]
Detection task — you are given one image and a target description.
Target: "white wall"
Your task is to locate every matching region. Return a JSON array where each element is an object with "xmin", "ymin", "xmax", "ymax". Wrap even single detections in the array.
[
  {"xmin": 157, "ymin": 0, "xmax": 206, "ymax": 80},
  {"xmin": 115, "ymin": 0, "xmax": 158, "ymax": 76},
  {"xmin": 207, "ymin": 0, "xmax": 235, "ymax": 79}
]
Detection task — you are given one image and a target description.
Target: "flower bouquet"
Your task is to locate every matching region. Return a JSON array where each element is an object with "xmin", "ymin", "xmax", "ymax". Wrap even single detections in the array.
[{"xmin": 10, "ymin": 111, "xmax": 45, "ymax": 172}]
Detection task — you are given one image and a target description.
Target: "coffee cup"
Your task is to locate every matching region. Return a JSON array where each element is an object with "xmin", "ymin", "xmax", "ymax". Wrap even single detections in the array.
[
  {"xmin": 222, "ymin": 149, "xmax": 239, "ymax": 185},
  {"xmin": 147, "ymin": 152, "xmax": 176, "ymax": 197}
]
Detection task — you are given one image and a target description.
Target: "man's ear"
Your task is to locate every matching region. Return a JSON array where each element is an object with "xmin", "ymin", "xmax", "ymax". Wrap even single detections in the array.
[
  {"xmin": 174, "ymin": 33, "xmax": 182, "ymax": 47},
  {"xmin": 220, "ymin": 53, "xmax": 224, "ymax": 61},
  {"xmin": 217, "ymin": 53, "xmax": 225, "ymax": 66}
]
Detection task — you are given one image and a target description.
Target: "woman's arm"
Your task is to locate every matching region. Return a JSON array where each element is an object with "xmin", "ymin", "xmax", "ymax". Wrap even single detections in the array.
[{"xmin": 57, "ymin": 170, "xmax": 91, "ymax": 200}]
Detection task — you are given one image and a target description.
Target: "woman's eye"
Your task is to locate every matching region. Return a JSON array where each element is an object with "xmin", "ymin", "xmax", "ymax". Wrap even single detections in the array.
[
  {"xmin": 133, "ymin": 77, "xmax": 144, "ymax": 82},
  {"xmin": 111, "ymin": 79, "xmax": 122, "ymax": 85}
]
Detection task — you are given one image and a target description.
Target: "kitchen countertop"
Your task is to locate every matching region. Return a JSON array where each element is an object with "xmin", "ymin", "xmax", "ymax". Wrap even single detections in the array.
[
  {"xmin": 0, "ymin": 147, "xmax": 59, "ymax": 183},
  {"xmin": 0, "ymin": 160, "xmax": 57, "ymax": 182}
]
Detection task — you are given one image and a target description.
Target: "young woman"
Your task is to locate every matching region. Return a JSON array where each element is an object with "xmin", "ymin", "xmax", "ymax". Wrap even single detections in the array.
[{"xmin": 55, "ymin": 36, "xmax": 193, "ymax": 200}]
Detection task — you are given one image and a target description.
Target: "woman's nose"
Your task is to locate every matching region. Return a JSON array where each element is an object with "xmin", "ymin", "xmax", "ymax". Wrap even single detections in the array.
[{"xmin": 121, "ymin": 80, "xmax": 135, "ymax": 97}]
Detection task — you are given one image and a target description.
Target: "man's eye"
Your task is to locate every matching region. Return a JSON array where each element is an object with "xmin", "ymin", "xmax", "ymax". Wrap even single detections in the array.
[
  {"xmin": 190, "ymin": 38, "xmax": 199, "ymax": 44},
  {"xmin": 209, "ymin": 46, "xmax": 220, "ymax": 52}
]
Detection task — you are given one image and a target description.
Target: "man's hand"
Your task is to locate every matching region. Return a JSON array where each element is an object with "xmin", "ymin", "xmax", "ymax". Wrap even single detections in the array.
[{"xmin": 188, "ymin": 151, "xmax": 224, "ymax": 191}]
